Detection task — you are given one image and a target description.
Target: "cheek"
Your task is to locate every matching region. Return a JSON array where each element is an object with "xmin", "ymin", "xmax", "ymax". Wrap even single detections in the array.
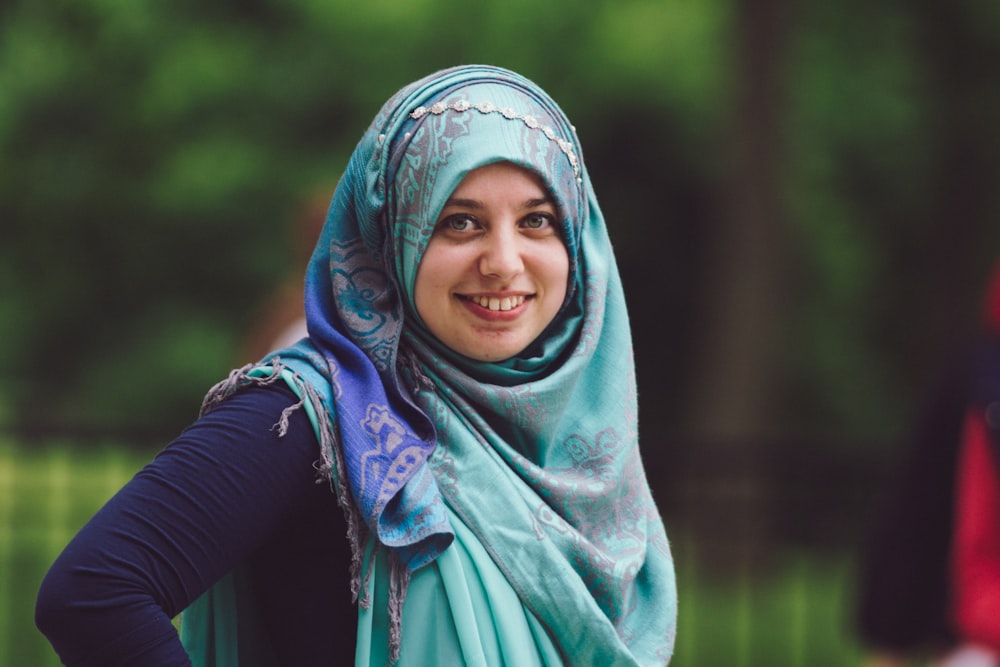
[
  {"xmin": 413, "ymin": 243, "xmax": 453, "ymax": 314},
  {"xmin": 544, "ymin": 244, "xmax": 571, "ymax": 300}
]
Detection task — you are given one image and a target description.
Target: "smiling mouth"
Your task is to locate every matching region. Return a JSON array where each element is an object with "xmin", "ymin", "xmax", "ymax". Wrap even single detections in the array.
[{"xmin": 466, "ymin": 295, "xmax": 527, "ymax": 311}]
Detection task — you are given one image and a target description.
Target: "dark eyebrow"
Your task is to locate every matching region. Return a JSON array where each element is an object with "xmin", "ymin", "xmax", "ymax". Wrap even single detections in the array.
[
  {"xmin": 442, "ymin": 197, "xmax": 484, "ymax": 210},
  {"xmin": 524, "ymin": 197, "xmax": 555, "ymax": 209}
]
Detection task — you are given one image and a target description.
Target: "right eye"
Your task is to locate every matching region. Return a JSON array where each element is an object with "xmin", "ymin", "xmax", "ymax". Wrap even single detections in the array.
[{"xmin": 439, "ymin": 214, "xmax": 477, "ymax": 232}]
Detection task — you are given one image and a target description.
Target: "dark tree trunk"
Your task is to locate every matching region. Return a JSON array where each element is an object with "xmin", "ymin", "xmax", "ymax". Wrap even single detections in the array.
[{"xmin": 689, "ymin": 0, "xmax": 793, "ymax": 439}]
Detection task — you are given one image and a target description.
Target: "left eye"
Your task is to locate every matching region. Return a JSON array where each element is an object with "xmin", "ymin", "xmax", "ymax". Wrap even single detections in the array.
[{"xmin": 522, "ymin": 213, "xmax": 552, "ymax": 229}]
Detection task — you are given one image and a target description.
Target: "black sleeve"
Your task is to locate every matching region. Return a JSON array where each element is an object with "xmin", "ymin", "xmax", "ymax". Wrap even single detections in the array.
[{"xmin": 35, "ymin": 383, "xmax": 353, "ymax": 666}]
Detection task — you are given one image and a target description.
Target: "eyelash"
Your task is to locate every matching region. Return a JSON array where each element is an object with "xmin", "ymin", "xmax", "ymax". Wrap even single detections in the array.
[
  {"xmin": 437, "ymin": 213, "xmax": 556, "ymax": 232},
  {"xmin": 442, "ymin": 214, "xmax": 477, "ymax": 232},
  {"xmin": 522, "ymin": 213, "xmax": 554, "ymax": 229}
]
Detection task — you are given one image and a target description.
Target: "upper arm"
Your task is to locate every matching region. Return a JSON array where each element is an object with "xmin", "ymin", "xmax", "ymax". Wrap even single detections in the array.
[{"xmin": 36, "ymin": 383, "xmax": 327, "ymax": 664}]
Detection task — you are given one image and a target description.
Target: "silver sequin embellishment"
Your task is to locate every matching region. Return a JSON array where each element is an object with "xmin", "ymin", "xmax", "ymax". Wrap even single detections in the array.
[{"xmin": 410, "ymin": 100, "xmax": 581, "ymax": 181}]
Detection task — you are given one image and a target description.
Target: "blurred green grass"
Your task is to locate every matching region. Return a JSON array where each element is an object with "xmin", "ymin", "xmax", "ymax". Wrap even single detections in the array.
[
  {"xmin": 0, "ymin": 440, "xmax": 152, "ymax": 667},
  {"xmin": 672, "ymin": 546, "xmax": 864, "ymax": 665},
  {"xmin": 1, "ymin": 440, "xmax": 865, "ymax": 666}
]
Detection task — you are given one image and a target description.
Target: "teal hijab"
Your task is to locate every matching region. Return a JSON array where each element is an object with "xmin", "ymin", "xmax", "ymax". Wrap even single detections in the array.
[{"xmin": 190, "ymin": 64, "xmax": 676, "ymax": 665}]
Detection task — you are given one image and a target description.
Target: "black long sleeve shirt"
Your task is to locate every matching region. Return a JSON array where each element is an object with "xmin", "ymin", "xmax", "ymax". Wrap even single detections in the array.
[{"xmin": 36, "ymin": 384, "xmax": 356, "ymax": 665}]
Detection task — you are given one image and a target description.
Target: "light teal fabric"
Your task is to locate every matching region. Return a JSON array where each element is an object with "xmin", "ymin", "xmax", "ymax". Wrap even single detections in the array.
[
  {"xmin": 180, "ymin": 564, "xmax": 277, "ymax": 667},
  {"xmin": 183, "ymin": 64, "xmax": 677, "ymax": 666},
  {"xmin": 357, "ymin": 505, "xmax": 565, "ymax": 667}
]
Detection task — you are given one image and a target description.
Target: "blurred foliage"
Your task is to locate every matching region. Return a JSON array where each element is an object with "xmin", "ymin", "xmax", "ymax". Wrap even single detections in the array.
[
  {"xmin": 1, "ymin": 0, "xmax": 999, "ymax": 446},
  {"xmin": 782, "ymin": 0, "xmax": 1000, "ymax": 439}
]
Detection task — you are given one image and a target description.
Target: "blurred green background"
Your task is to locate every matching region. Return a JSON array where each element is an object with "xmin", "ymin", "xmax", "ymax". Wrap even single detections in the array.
[{"xmin": 3, "ymin": 0, "xmax": 1000, "ymax": 664}]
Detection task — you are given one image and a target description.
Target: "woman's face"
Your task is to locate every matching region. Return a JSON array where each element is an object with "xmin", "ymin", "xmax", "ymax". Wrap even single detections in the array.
[{"xmin": 414, "ymin": 162, "xmax": 570, "ymax": 362}]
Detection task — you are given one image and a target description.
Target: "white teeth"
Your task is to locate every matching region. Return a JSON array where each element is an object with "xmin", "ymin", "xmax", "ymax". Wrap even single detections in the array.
[{"xmin": 471, "ymin": 295, "xmax": 525, "ymax": 311}]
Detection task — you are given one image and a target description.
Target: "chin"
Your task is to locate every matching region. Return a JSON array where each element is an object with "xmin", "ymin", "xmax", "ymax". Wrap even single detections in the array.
[{"xmin": 459, "ymin": 343, "xmax": 525, "ymax": 363}]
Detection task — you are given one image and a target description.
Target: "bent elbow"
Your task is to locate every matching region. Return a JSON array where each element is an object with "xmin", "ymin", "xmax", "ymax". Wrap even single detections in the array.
[{"xmin": 35, "ymin": 562, "xmax": 77, "ymax": 642}]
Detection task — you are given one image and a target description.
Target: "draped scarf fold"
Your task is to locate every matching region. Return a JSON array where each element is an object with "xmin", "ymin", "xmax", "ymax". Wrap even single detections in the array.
[{"xmin": 192, "ymin": 64, "xmax": 676, "ymax": 665}]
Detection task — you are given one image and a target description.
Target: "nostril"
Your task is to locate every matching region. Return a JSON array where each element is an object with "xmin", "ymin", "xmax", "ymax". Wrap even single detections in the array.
[{"xmin": 479, "ymin": 243, "xmax": 525, "ymax": 279}]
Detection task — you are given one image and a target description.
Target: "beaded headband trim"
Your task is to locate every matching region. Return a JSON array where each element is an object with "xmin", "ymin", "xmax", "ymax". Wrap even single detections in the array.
[{"xmin": 409, "ymin": 100, "xmax": 581, "ymax": 181}]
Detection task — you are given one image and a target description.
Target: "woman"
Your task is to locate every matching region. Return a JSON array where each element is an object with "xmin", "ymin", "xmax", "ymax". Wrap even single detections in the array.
[
  {"xmin": 857, "ymin": 260, "xmax": 1000, "ymax": 667},
  {"xmin": 36, "ymin": 64, "xmax": 677, "ymax": 666}
]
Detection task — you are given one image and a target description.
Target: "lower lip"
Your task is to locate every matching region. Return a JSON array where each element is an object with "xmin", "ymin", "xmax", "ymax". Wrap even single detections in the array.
[{"xmin": 460, "ymin": 297, "xmax": 529, "ymax": 321}]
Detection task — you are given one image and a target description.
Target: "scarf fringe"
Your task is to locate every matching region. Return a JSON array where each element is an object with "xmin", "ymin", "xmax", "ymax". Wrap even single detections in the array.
[
  {"xmin": 200, "ymin": 361, "xmax": 284, "ymax": 417},
  {"xmin": 387, "ymin": 551, "xmax": 411, "ymax": 665},
  {"xmin": 297, "ymin": 378, "xmax": 369, "ymax": 609}
]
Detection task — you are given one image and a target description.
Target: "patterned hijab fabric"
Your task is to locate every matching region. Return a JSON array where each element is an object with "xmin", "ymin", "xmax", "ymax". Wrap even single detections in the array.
[{"xmin": 269, "ymin": 64, "xmax": 676, "ymax": 664}]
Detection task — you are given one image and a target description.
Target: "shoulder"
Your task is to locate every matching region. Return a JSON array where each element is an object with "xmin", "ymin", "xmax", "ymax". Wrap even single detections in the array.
[{"xmin": 154, "ymin": 381, "xmax": 321, "ymax": 488}]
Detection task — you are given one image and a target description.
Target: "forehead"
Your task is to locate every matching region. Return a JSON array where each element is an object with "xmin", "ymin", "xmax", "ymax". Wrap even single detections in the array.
[{"xmin": 445, "ymin": 162, "xmax": 554, "ymax": 204}]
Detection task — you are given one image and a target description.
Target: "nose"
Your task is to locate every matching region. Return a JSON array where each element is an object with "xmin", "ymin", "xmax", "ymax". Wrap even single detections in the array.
[{"xmin": 478, "ymin": 227, "xmax": 524, "ymax": 280}]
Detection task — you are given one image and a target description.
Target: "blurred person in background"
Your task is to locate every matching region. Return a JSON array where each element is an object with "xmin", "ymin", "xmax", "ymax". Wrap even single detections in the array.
[
  {"xmin": 944, "ymin": 258, "xmax": 1000, "ymax": 666},
  {"xmin": 35, "ymin": 65, "xmax": 677, "ymax": 665},
  {"xmin": 858, "ymin": 260, "xmax": 1000, "ymax": 667}
]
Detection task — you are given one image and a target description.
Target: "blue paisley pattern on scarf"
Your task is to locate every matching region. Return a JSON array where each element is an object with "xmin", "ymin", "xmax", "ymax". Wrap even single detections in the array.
[{"xmin": 266, "ymin": 65, "xmax": 676, "ymax": 664}]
